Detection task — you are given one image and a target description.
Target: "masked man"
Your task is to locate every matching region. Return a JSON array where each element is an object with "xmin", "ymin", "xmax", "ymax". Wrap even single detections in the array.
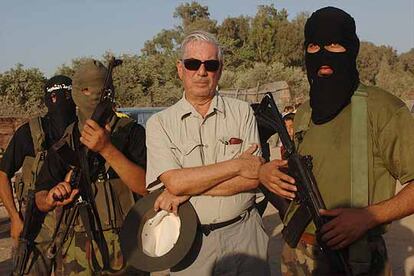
[
  {"xmin": 0, "ymin": 75, "xmax": 76, "ymax": 275},
  {"xmin": 34, "ymin": 60, "xmax": 147, "ymax": 275},
  {"xmin": 259, "ymin": 7, "xmax": 414, "ymax": 275}
]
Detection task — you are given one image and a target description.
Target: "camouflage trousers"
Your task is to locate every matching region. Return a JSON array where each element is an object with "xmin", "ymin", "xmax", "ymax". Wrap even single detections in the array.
[
  {"xmin": 281, "ymin": 236, "xmax": 392, "ymax": 276},
  {"xmin": 12, "ymin": 240, "xmax": 54, "ymax": 276},
  {"xmin": 55, "ymin": 229, "xmax": 148, "ymax": 276},
  {"xmin": 12, "ymin": 202, "xmax": 56, "ymax": 275}
]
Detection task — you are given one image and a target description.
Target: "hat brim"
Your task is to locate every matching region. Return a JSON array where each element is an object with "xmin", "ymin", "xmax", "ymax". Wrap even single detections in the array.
[{"xmin": 120, "ymin": 189, "xmax": 198, "ymax": 272}]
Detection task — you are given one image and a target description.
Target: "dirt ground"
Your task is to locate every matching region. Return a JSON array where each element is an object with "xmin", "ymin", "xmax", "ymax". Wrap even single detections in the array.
[
  {"xmin": 0, "ymin": 200, "xmax": 413, "ymax": 276},
  {"xmin": 0, "ymin": 146, "xmax": 413, "ymax": 275}
]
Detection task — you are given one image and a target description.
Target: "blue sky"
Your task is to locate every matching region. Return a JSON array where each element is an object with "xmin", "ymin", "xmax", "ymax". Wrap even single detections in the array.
[{"xmin": 1, "ymin": 0, "xmax": 413, "ymax": 76}]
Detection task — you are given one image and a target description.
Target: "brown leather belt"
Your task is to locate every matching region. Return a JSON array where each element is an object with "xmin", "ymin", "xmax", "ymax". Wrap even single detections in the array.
[
  {"xmin": 199, "ymin": 215, "xmax": 242, "ymax": 236},
  {"xmin": 199, "ymin": 206, "xmax": 255, "ymax": 236},
  {"xmin": 299, "ymin": 232, "xmax": 318, "ymax": 246}
]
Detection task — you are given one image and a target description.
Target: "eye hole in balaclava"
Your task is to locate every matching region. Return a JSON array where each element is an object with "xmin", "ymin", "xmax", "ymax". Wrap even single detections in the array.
[
  {"xmin": 44, "ymin": 75, "xmax": 77, "ymax": 142},
  {"xmin": 304, "ymin": 6, "xmax": 360, "ymax": 124}
]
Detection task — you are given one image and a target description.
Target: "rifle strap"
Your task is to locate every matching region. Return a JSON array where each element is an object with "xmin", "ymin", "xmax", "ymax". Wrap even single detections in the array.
[
  {"xmin": 348, "ymin": 84, "xmax": 371, "ymax": 274},
  {"xmin": 47, "ymin": 206, "xmax": 78, "ymax": 260},
  {"xmin": 77, "ymin": 201, "xmax": 116, "ymax": 273},
  {"xmin": 351, "ymin": 85, "xmax": 369, "ymax": 208},
  {"xmin": 75, "ymin": 132, "xmax": 115, "ymax": 274},
  {"xmin": 25, "ymin": 117, "xmax": 46, "ymax": 194},
  {"xmin": 28, "ymin": 117, "xmax": 45, "ymax": 154}
]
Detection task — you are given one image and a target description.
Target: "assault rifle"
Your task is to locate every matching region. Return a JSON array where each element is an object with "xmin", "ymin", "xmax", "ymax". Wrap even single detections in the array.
[
  {"xmin": 251, "ymin": 103, "xmax": 290, "ymax": 219},
  {"xmin": 49, "ymin": 57, "xmax": 123, "ymax": 273},
  {"xmin": 13, "ymin": 190, "xmax": 37, "ymax": 275},
  {"xmin": 90, "ymin": 57, "xmax": 122, "ymax": 127},
  {"xmin": 254, "ymin": 93, "xmax": 351, "ymax": 275}
]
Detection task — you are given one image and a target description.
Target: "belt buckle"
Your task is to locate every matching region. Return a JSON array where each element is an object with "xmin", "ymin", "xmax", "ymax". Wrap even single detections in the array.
[{"xmin": 200, "ymin": 224, "xmax": 213, "ymax": 236}]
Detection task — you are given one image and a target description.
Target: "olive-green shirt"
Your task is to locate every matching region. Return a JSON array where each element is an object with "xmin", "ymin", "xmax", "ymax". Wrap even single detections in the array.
[
  {"xmin": 146, "ymin": 93, "xmax": 260, "ymax": 224},
  {"xmin": 287, "ymin": 85, "xmax": 414, "ymax": 233}
]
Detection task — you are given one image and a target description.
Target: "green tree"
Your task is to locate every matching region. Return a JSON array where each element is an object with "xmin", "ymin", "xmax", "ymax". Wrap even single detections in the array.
[
  {"xmin": 0, "ymin": 64, "xmax": 46, "ymax": 116},
  {"xmin": 55, "ymin": 57, "xmax": 93, "ymax": 78},
  {"xmin": 249, "ymin": 5, "xmax": 291, "ymax": 64},
  {"xmin": 173, "ymin": 1, "xmax": 217, "ymax": 34},
  {"xmin": 375, "ymin": 56, "xmax": 414, "ymax": 99},
  {"xmin": 141, "ymin": 29, "xmax": 182, "ymax": 56},
  {"xmin": 397, "ymin": 48, "xmax": 414, "ymax": 74},
  {"xmin": 217, "ymin": 16, "xmax": 255, "ymax": 69},
  {"xmin": 357, "ymin": 42, "xmax": 397, "ymax": 85},
  {"xmin": 3, "ymin": 0, "xmax": 413, "ymax": 115}
]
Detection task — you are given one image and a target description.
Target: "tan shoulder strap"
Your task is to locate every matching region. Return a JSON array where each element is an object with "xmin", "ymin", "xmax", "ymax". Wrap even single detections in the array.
[
  {"xmin": 28, "ymin": 117, "xmax": 45, "ymax": 154},
  {"xmin": 349, "ymin": 84, "xmax": 371, "ymax": 274},
  {"xmin": 350, "ymin": 84, "xmax": 369, "ymax": 208},
  {"xmin": 26, "ymin": 117, "xmax": 47, "ymax": 190},
  {"xmin": 62, "ymin": 122, "xmax": 76, "ymax": 148}
]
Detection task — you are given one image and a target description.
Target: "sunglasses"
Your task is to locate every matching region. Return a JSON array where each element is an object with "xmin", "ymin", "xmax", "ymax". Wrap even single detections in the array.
[{"xmin": 183, "ymin": 59, "xmax": 220, "ymax": 72}]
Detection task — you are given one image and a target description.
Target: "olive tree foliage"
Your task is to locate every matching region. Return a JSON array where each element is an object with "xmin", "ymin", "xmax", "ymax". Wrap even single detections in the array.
[
  {"xmin": 2, "ymin": 1, "xmax": 413, "ymax": 116},
  {"xmin": 173, "ymin": 1, "xmax": 217, "ymax": 34},
  {"xmin": 0, "ymin": 64, "xmax": 46, "ymax": 116},
  {"xmin": 397, "ymin": 48, "xmax": 414, "ymax": 74},
  {"xmin": 375, "ymin": 56, "xmax": 414, "ymax": 99},
  {"xmin": 249, "ymin": 5, "xmax": 305, "ymax": 67},
  {"xmin": 357, "ymin": 42, "xmax": 398, "ymax": 85},
  {"xmin": 56, "ymin": 57, "xmax": 92, "ymax": 79}
]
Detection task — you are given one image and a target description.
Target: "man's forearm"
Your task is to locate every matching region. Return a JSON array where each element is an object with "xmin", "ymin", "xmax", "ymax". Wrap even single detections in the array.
[
  {"xmin": 0, "ymin": 172, "xmax": 20, "ymax": 220},
  {"xmin": 366, "ymin": 180, "xmax": 414, "ymax": 229},
  {"xmin": 100, "ymin": 143, "xmax": 147, "ymax": 195},
  {"xmin": 160, "ymin": 159, "xmax": 243, "ymax": 196},
  {"xmin": 35, "ymin": 190, "xmax": 54, "ymax": 212},
  {"xmin": 203, "ymin": 176, "xmax": 259, "ymax": 196}
]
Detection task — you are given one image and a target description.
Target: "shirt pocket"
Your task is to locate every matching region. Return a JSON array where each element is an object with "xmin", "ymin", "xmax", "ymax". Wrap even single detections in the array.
[
  {"xmin": 173, "ymin": 141, "xmax": 203, "ymax": 167},
  {"xmin": 217, "ymin": 139, "xmax": 243, "ymax": 162}
]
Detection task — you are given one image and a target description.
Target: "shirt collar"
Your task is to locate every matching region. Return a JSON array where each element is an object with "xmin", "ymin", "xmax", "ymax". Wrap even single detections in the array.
[{"xmin": 178, "ymin": 91, "xmax": 226, "ymax": 120}]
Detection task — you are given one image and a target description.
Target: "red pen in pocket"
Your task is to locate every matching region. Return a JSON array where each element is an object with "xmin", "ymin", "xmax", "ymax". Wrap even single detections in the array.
[{"xmin": 228, "ymin": 137, "xmax": 243, "ymax": 145}]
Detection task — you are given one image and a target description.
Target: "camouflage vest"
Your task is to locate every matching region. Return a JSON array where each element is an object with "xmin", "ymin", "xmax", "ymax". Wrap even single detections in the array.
[
  {"xmin": 61, "ymin": 116, "xmax": 136, "ymax": 232},
  {"xmin": 14, "ymin": 117, "xmax": 46, "ymax": 203}
]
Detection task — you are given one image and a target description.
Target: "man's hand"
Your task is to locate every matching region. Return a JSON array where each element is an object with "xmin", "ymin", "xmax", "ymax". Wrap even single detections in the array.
[
  {"xmin": 154, "ymin": 190, "xmax": 190, "ymax": 215},
  {"xmin": 10, "ymin": 215, "xmax": 23, "ymax": 243},
  {"xmin": 45, "ymin": 181, "xmax": 79, "ymax": 209},
  {"xmin": 320, "ymin": 208, "xmax": 376, "ymax": 249},
  {"xmin": 259, "ymin": 159, "xmax": 296, "ymax": 200},
  {"xmin": 238, "ymin": 144, "xmax": 265, "ymax": 179},
  {"xmin": 80, "ymin": 119, "xmax": 112, "ymax": 153}
]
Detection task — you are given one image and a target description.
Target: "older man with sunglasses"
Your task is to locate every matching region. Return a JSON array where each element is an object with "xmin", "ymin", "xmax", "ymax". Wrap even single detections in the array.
[{"xmin": 145, "ymin": 30, "xmax": 270, "ymax": 275}]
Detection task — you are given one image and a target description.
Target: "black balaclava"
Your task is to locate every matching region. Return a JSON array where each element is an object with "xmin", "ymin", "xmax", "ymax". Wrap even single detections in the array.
[
  {"xmin": 44, "ymin": 75, "xmax": 76, "ymax": 142},
  {"xmin": 304, "ymin": 6, "xmax": 360, "ymax": 124}
]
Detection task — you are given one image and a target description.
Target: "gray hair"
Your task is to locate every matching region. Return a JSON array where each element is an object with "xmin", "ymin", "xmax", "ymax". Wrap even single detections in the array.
[{"xmin": 180, "ymin": 30, "xmax": 223, "ymax": 64}]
